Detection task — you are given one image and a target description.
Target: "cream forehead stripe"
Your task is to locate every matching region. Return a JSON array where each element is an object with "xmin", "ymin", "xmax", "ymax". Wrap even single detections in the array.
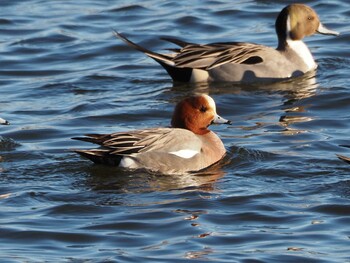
[{"xmin": 202, "ymin": 94, "xmax": 217, "ymax": 112}]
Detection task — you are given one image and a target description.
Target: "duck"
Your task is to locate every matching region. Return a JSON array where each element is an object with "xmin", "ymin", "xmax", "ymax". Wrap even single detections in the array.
[
  {"xmin": 337, "ymin": 154, "xmax": 350, "ymax": 164},
  {"xmin": 114, "ymin": 3, "xmax": 339, "ymax": 83},
  {"xmin": 73, "ymin": 94, "xmax": 231, "ymax": 175},
  {"xmin": 337, "ymin": 144, "xmax": 350, "ymax": 164},
  {"xmin": 0, "ymin": 118, "xmax": 9, "ymax": 125}
]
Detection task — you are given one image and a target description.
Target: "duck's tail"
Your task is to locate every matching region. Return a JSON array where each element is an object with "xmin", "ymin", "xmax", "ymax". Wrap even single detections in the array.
[
  {"xmin": 114, "ymin": 31, "xmax": 193, "ymax": 82},
  {"xmin": 72, "ymin": 135, "xmax": 122, "ymax": 165},
  {"xmin": 74, "ymin": 149, "xmax": 122, "ymax": 166}
]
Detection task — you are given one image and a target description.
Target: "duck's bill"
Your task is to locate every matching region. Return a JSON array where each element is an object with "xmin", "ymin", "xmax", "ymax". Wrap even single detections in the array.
[
  {"xmin": 212, "ymin": 114, "xmax": 232, "ymax": 125},
  {"xmin": 317, "ymin": 23, "xmax": 339, "ymax": 36},
  {"xmin": 0, "ymin": 118, "xmax": 9, "ymax": 125}
]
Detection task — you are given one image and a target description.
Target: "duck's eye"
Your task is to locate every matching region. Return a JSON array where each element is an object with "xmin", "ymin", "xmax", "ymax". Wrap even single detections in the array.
[{"xmin": 200, "ymin": 105, "xmax": 207, "ymax": 112}]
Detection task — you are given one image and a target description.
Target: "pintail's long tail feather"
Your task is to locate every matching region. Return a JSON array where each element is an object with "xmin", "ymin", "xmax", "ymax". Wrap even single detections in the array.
[
  {"xmin": 114, "ymin": 31, "xmax": 175, "ymax": 66},
  {"xmin": 114, "ymin": 31, "xmax": 193, "ymax": 82}
]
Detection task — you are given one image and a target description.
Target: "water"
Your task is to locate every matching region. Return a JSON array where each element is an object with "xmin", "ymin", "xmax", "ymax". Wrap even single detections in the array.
[{"xmin": 1, "ymin": 0, "xmax": 349, "ymax": 262}]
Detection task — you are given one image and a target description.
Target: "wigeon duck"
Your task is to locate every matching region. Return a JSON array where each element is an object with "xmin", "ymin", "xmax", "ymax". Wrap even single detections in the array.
[
  {"xmin": 0, "ymin": 118, "xmax": 9, "ymax": 125},
  {"xmin": 73, "ymin": 94, "xmax": 231, "ymax": 174},
  {"xmin": 115, "ymin": 3, "xmax": 339, "ymax": 83}
]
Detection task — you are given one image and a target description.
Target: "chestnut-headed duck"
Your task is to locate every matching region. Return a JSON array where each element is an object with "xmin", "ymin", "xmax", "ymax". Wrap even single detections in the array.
[
  {"xmin": 73, "ymin": 94, "xmax": 231, "ymax": 175},
  {"xmin": 115, "ymin": 4, "xmax": 338, "ymax": 83}
]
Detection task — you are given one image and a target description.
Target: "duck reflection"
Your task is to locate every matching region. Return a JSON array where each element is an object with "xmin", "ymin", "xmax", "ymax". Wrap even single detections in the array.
[
  {"xmin": 277, "ymin": 72, "xmax": 317, "ymax": 134},
  {"xmin": 171, "ymin": 70, "xmax": 317, "ymax": 97},
  {"xmin": 83, "ymin": 159, "xmax": 228, "ymax": 194},
  {"xmin": 171, "ymin": 70, "xmax": 318, "ymax": 135}
]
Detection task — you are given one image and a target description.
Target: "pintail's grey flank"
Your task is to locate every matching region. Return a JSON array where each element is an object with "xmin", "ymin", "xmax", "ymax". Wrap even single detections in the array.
[{"xmin": 115, "ymin": 4, "xmax": 339, "ymax": 83}]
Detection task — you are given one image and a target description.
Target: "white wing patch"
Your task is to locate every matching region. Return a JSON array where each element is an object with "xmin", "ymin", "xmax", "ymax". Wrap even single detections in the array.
[{"xmin": 169, "ymin": 149, "xmax": 199, "ymax": 159}]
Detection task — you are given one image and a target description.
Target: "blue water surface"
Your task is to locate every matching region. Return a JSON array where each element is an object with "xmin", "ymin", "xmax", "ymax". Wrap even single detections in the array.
[{"xmin": 0, "ymin": 0, "xmax": 349, "ymax": 262}]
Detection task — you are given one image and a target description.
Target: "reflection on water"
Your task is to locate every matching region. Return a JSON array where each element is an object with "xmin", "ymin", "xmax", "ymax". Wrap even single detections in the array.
[
  {"xmin": 172, "ymin": 71, "xmax": 319, "ymax": 137},
  {"xmin": 84, "ymin": 160, "xmax": 228, "ymax": 193},
  {"xmin": 171, "ymin": 70, "xmax": 317, "ymax": 97}
]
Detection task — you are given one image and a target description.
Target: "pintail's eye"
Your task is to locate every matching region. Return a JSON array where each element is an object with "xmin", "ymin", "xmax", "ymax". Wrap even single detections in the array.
[{"xmin": 200, "ymin": 105, "xmax": 207, "ymax": 112}]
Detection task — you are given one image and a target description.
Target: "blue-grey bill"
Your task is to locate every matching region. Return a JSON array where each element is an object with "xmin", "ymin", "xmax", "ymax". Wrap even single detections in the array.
[{"xmin": 317, "ymin": 23, "xmax": 339, "ymax": 36}]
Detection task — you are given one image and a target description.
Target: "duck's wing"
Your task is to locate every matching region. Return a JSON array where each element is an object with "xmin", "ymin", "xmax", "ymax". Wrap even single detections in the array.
[
  {"xmin": 169, "ymin": 41, "xmax": 265, "ymax": 70},
  {"xmin": 73, "ymin": 128, "xmax": 202, "ymax": 159},
  {"xmin": 115, "ymin": 32, "xmax": 265, "ymax": 69}
]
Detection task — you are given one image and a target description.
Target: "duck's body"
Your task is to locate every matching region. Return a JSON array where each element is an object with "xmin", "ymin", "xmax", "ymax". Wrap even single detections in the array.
[
  {"xmin": 115, "ymin": 4, "xmax": 339, "ymax": 83},
  {"xmin": 186, "ymin": 41, "xmax": 315, "ymax": 82},
  {"xmin": 73, "ymin": 95, "xmax": 231, "ymax": 175}
]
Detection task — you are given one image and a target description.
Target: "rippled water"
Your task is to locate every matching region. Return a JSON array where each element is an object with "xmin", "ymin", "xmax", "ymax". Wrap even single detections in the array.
[{"xmin": 1, "ymin": 0, "xmax": 349, "ymax": 262}]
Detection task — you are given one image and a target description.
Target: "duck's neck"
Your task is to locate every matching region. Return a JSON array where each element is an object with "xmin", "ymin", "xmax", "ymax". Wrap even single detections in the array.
[
  {"xmin": 286, "ymin": 39, "xmax": 317, "ymax": 70},
  {"xmin": 276, "ymin": 14, "xmax": 317, "ymax": 71}
]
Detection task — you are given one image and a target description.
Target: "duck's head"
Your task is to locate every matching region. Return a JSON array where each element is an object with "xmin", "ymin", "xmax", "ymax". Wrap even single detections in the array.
[
  {"xmin": 275, "ymin": 4, "xmax": 339, "ymax": 46},
  {"xmin": 171, "ymin": 94, "xmax": 231, "ymax": 135}
]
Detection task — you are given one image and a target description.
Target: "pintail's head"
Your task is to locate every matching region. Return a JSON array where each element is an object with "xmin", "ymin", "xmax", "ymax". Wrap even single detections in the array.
[{"xmin": 275, "ymin": 4, "xmax": 339, "ymax": 47}]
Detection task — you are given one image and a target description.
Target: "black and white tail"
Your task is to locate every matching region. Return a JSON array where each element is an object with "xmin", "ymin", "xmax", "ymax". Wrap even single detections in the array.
[{"xmin": 114, "ymin": 31, "xmax": 193, "ymax": 82}]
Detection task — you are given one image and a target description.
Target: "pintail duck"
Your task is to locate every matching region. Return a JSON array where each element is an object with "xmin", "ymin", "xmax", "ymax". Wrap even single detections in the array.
[
  {"xmin": 0, "ymin": 118, "xmax": 9, "ymax": 125},
  {"xmin": 73, "ymin": 95, "xmax": 231, "ymax": 175},
  {"xmin": 115, "ymin": 4, "xmax": 339, "ymax": 83}
]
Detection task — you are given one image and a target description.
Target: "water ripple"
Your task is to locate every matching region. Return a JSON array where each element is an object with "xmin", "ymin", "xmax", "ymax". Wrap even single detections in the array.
[{"xmin": 0, "ymin": 0, "xmax": 349, "ymax": 262}]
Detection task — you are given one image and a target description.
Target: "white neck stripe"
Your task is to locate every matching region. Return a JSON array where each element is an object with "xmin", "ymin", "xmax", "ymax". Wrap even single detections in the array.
[{"xmin": 286, "ymin": 15, "xmax": 316, "ymax": 71}]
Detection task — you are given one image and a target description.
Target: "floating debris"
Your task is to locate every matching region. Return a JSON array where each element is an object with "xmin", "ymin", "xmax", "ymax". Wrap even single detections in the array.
[
  {"xmin": 0, "ymin": 118, "xmax": 9, "ymax": 125},
  {"xmin": 287, "ymin": 247, "xmax": 304, "ymax": 251},
  {"xmin": 311, "ymin": 220, "xmax": 324, "ymax": 225}
]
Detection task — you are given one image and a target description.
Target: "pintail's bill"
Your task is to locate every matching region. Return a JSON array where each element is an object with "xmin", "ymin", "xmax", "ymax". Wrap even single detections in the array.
[{"xmin": 317, "ymin": 23, "xmax": 339, "ymax": 36}]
